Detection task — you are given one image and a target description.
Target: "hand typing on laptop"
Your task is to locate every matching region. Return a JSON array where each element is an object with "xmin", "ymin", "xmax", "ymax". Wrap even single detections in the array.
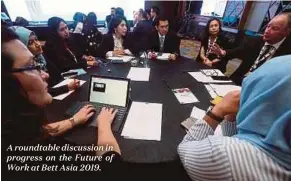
[
  {"xmin": 97, "ymin": 107, "xmax": 118, "ymax": 128},
  {"xmin": 72, "ymin": 104, "xmax": 96, "ymax": 126}
]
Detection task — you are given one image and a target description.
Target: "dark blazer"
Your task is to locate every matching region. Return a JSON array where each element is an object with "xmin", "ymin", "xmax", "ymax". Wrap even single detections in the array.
[
  {"xmin": 226, "ymin": 35, "xmax": 291, "ymax": 85},
  {"xmin": 198, "ymin": 32, "xmax": 231, "ymax": 72},
  {"xmin": 145, "ymin": 30, "xmax": 180, "ymax": 55},
  {"xmin": 132, "ymin": 20, "xmax": 154, "ymax": 42},
  {"xmin": 43, "ymin": 33, "xmax": 87, "ymax": 72},
  {"xmin": 96, "ymin": 33, "xmax": 135, "ymax": 58},
  {"xmin": 105, "ymin": 15, "xmax": 113, "ymax": 26},
  {"xmin": 151, "ymin": 16, "xmax": 158, "ymax": 26}
]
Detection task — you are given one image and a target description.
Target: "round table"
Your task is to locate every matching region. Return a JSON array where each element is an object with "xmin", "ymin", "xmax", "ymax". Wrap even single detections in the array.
[{"xmin": 45, "ymin": 57, "xmax": 214, "ymax": 163}]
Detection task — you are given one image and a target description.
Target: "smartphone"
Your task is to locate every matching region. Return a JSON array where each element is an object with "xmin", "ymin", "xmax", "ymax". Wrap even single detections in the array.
[{"xmin": 211, "ymin": 76, "xmax": 229, "ymax": 81}]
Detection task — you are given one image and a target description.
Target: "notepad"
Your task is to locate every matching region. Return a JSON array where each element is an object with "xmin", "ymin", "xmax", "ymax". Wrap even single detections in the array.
[
  {"xmin": 157, "ymin": 53, "xmax": 170, "ymax": 60},
  {"xmin": 121, "ymin": 102, "xmax": 162, "ymax": 141},
  {"xmin": 204, "ymin": 84, "xmax": 218, "ymax": 98},
  {"xmin": 127, "ymin": 67, "xmax": 150, "ymax": 81},
  {"xmin": 53, "ymin": 79, "xmax": 86, "ymax": 100}
]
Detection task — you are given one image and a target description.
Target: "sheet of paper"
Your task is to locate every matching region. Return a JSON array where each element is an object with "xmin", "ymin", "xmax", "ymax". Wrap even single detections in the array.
[
  {"xmin": 200, "ymin": 69, "xmax": 225, "ymax": 76},
  {"xmin": 53, "ymin": 79, "xmax": 86, "ymax": 100},
  {"xmin": 204, "ymin": 84, "xmax": 218, "ymax": 98},
  {"xmin": 172, "ymin": 88, "xmax": 199, "ymax": 104},
  {"xmin": 209, "ymin": 84, "xmax": 241, "ymax": 97},
  {"xmin": 121, "ymin": 102, "xmax": 162, "ymax": 141},
  {"xmin": 157, "ymin": 53, "xmax": 170, "ymax": 60},
  {"xmin": 188, "ymin": 72, "xmax": 232, "ymax": 83},
  {"xmin": 107, "ymin": 55, "xmax": 134, "ymax": 62},
  {"xmin": 190, "ymin": 106, "xmax": 206, "ymax": 120},
  {"xmin": 127, "ymin": 67, "xmax": 150, "ymax": 81}
]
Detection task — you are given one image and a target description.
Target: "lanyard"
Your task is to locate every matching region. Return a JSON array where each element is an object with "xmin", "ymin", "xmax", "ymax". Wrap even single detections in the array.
[
  {"xmin": 66, "ymin": 48, "xmax": 78, "ymax": 63},
  {"xmin": 206, "ymin": 37, "xmax": 217, "ymax": 58}
]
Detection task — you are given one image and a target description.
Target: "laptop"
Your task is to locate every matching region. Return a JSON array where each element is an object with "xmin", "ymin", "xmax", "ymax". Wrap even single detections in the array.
[{"xmin": 66, "ymin": 75, "xmax": 131, "ymax": 132}]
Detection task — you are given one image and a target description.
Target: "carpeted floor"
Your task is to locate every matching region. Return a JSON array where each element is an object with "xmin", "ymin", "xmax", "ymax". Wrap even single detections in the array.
[{"xmin": 180, "ymin": 39, "xmax": 241, "ymax": 76}]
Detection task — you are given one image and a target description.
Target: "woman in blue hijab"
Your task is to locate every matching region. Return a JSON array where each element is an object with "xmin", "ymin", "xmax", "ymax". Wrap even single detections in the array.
[{"xmin": 178, "ymin": 55, "xmax": 291, "ymax": 180}]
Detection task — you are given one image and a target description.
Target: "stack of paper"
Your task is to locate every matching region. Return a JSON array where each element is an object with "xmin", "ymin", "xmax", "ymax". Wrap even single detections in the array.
[
  {"xmin": 121, "ymin": 102, "xmax": 162, "ymax": 141},
  {"xmin": 127, "ymin": 67, "xmax": 150, "ymax": 81},
  {"xmin": 53, "ymin": 79, "xmax": 86, "ymax": 100},
  {"xmin": 107, "ymin": 56, "xmax": 134, "ymax": 62},
  {"xmin": 172, "ymin": 88, "xmax": 199, "ymax": 104},
  {"xmin": 188, "ymin": 72, "xmax": 232, "ymax": 83},
  {"xmin": 209, "ymin": 84, "xmax": 241, "ymax": 97}
]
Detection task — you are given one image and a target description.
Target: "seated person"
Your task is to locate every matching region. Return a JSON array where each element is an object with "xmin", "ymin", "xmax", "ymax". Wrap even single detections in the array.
[
  {"xmin": 10, "ymin": 26, "xmax": 80, "ymax": 96},
  {"xmin": 82, "ymin": 12, "xmax": 103, "ymax": 56},
  {"xmin": 132, "ymin": 10, "xmax": 153, "ymax": 43},
  {"xmin": 105, "ymin": 7, "xmax": 115, "ymax": 28},
  {"xmin": 44, "ymin": 17, "xmax": 97, "ymax": 72},
  {"xmin": 69, "ymin": 12, "xmax": 86, "ymax": 33},
  {"xmin": 198, "ymin": 18, "xmax": 230, "ymax": 73},
  {"xmin": 2, "ymin": 27, "xmax": 121, "ymax": 178},
  {"xmin": 144, "ymin": 16, "xmax": 180, "ymax": 61},
  {"xmin": 211, "ymin": 13, "xmax": 291, "ymax": 85},
  {"xmin": 178, "ymin": 55, "xmax": 291, "ymax": 180},
  {"xmin": 150, "ymin": 6, "xmax": 160, "ymax": 26},
  {"xmin": 96, "ymin": 16, "xmax": 135, "ymax": 59}
]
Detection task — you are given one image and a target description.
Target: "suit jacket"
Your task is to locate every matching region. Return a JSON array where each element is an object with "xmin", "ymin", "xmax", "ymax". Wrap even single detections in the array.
[
  {"xmin": 105, "ymin": 15, "xmax": 113, "ymax": 26},
  {"xmin": 145, "ymin": 30, "xmax": 180, "ymax": 55},
  {"xmin": 227, "ymin": 35, "xmax": 291, "ymax": 85},
  {"xmin": 132, "ymin": 20, "xmax": 154, "ymax": 42},
  {"xmin": 96, "ymin": 33, "xmax": 136, "ymax": 58},
  {"xmin": 151, "ymin": 16, "xmax": 158, "ymax": 26}
]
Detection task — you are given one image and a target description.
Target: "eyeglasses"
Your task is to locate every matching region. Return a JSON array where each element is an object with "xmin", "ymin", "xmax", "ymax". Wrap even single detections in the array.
[
  {"xmin": 200, "ymin": 69, "xmax": 220, "ymax": 76},
  {"xmin": 11, "ymin": 63, "xmax": 46, "ymax": 73}
]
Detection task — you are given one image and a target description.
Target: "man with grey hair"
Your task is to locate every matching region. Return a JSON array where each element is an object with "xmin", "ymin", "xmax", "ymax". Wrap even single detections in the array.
[{"xmin": 212, "ymin": 13, "xmax": 291, "ymax": 85}]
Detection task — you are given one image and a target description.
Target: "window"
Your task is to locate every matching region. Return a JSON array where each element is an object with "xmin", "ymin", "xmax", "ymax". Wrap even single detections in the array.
[
  {"xmin": 4, "ymin": 0, "xmax": 144, "ymax": 22},
  {"xmin": 201, "ymin": 0, "xmax": 227, "ymax": 17}
]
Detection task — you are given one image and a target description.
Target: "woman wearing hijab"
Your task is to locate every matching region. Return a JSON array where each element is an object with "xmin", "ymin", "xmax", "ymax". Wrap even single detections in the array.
[
  {"xmin": 97, "ymin": 16, "xmax": 135, "ymax": 58},
  {"xmin": 82, "ymin": 12, "xmax": 103, "ymax": 56},
  {"xmin": 10, "ymin": 26, "xmax": 81, "ymax": 96},
  {"xmin": 178, "ymin": 55, "xmax": 291, "ymax": 180},
  {"xmin": 44, "ymin": 17, "xmax": 97, "ymax": 73}
]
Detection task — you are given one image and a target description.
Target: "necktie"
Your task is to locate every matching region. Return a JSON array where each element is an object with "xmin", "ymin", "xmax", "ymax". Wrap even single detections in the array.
[
  {"xmin": 249, "ymin": 45, "xmax": 275, "ymax": 73},
  {"xmin": 159, "ymin": 36, "xmax": 165, "ymax": 52}
]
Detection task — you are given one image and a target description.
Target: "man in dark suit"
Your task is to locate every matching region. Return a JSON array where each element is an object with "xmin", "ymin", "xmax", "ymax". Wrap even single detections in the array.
[
  {"xmin": 212, "ymin": 13, "xmax": 291, "ymax": 85},
  {"xmin": 145, "ymin": 16, "xmax": 180, "ymax": 61},
  {"xmin": 105, "ymin": 7, "xmax": 115, "ymax": 27},
  {"xmin": 150, "ymin": 6, "xmax": 160, "ymax": 26},
  {"xmin": 132, "ymin": 11, "xmax": 153, "ymax": 42}
]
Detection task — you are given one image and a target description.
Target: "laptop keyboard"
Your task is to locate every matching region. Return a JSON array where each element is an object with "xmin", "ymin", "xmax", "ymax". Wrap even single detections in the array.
[{"xmin": 67, "ymin": 101, "xmax": 127, "ymax": 132}]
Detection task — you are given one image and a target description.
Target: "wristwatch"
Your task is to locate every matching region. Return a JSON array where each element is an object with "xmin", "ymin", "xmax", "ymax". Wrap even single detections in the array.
[{"xmin": 206, "ymin": 106, "xmax": 224, "ymax": 123}]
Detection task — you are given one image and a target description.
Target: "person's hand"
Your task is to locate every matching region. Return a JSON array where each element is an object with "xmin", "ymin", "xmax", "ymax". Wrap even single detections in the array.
[
  {"xmin": 97, "ymin": 107, "xmax": 118, "ymax": 128},
  {"xmin": 212, "ymin": 90, "xmax": 240, "ymax": 118},
  {"xmin": 73, "ymin": 105, "xmax": 96, "ymax": 125},
  {"xmin": 168, "ymin": 54, "xmax": 177, "ymax": 61},
  {"xmin": 67, "ymin": 79, "xmax": 80, "ymax": 91},
  {"xmin": 203, "ymin": 58, "xmax": 213, "ymax": 67},
  {"xmin": 87, "ymin": 60, "xmax": 98, "ymax": 67},
  {"xmin": 211, "ymin": 43, "xmax": 226, "ymax": 57},
  {"xmin": 113, "ymin": 49, "xmax": 125, "ymax": 56}
]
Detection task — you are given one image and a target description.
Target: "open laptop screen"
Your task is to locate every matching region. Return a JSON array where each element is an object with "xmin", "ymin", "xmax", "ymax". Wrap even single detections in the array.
[{"xmin": 89, "ymin": 76, "xmax": 129, "ymax": 107}]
